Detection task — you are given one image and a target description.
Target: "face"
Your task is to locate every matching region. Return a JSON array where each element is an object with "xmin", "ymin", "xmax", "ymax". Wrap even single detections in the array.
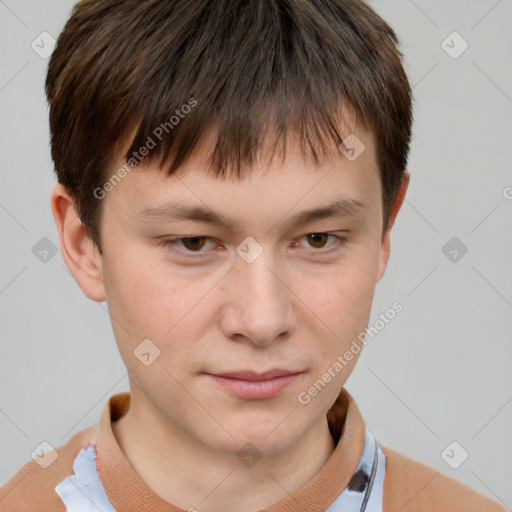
[{"xmin": 94, "ymin": 123, "xmax": 389, "ymax": 457}]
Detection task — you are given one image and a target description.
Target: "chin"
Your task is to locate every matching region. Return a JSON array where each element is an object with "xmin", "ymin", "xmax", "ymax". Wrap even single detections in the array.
[{"xmin": 201, "ymin": 413, "xmax": 305, "ymax": 458}]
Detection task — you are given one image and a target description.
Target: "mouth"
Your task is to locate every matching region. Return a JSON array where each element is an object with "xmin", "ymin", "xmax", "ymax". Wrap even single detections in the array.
[{"xmin": 205, "ymin": 369, "xmax": 303, "ymax": 400}]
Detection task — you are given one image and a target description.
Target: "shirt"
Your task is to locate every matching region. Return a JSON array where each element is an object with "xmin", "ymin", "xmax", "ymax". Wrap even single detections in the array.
[{"xmin": 0, "ymin": 388, "xmax": 507, "ymax": 511}]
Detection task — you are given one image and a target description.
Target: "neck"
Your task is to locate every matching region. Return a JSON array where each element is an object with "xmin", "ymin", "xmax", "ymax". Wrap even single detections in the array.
[{"xmin": 112, "ymin": 392, "xmax": 336, "ymax": 512}]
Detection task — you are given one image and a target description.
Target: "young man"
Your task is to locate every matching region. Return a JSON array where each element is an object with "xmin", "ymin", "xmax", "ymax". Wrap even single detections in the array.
[{"xmin": 0, "ymin": 0, "xmax": 507, "ymax": 510}]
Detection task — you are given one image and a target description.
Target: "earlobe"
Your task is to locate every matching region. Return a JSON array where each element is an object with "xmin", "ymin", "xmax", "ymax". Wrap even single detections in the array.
[
  {"xmin": 376, "ymin": 172, "xmax": 410, "ymax": 282},
  {"xmin": 50, "ymin": 183, "xmax": 107, "ymax": 302}
]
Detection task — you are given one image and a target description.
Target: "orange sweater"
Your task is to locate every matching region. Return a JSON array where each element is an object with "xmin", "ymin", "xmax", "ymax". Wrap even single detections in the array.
[{"xmin": 0, "ymin": 388, "xmax": 507, "ymax": 511}]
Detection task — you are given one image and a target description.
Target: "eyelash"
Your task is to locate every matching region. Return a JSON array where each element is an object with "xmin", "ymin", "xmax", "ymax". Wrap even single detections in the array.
[{"xmin": 161, "ymin": 232, "xmax": 348, "ymax": 255}]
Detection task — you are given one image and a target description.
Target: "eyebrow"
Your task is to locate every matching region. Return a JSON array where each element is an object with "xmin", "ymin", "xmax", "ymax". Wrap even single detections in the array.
[{"xmin": 135, "ymin": 197, "xmax": 367, "ymax": 232}]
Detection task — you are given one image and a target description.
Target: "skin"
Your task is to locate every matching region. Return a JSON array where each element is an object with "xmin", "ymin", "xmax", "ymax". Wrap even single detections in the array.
[{"xmin": 51, "ymin": 114, "xmax": 409, "ymax": 512}]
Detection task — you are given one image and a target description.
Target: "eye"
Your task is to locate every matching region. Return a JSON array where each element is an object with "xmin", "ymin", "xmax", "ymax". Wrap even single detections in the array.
[
  {"xmin": 295, "ymin": 233, "xmax": 348, "ymax": 251},
  {"xmin": 161, "ymin": 232, "xmax": 348, "ymax": 255},
  {"xmin": 162, "ymin": 236, "xmax": 217, "ymax": 253}
]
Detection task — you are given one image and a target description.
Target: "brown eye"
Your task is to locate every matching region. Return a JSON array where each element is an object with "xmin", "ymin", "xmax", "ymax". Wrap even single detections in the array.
[
  {"xmin": 306, "ymin": 233, "xmax": 329, "ymax": 248},
  {"xmin": 295, "ymin": 232, "xmax": 348, "ymax": 252},
  {"xmin": 180, "ymin": 236, "xmax": 208, "ymax": 251},
  {"xmin": 162, "ymin": 236, "xmax": 215, "ymax": 253}
]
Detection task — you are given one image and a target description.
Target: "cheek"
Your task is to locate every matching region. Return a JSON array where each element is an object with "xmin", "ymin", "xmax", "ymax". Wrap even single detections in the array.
[
  {"xmin": 106, "ymin": 264, "xmax": 167, "ymax": 333},
  {"xmin": 104, "ymin": 255, "xmax": 219, "ymax": 367},
  {"xmin": 306, "ymin": 258, "xmax": 377, "ymax": 331},
  {"xmin": 104, "ymin": 247, "xmax": 196, "ymax": 332},
  {"xmin": 101, "ymin": 255, "xmax": 182, "ymax": 365}
]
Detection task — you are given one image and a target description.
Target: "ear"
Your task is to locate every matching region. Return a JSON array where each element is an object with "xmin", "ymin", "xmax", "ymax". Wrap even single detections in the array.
[
  {"xmin": 376, "ymin": 172, "xmax": 410, "ymax": 282},
  {"xmin": 50, "ymin": 183, "xmax": 107, "ymax": 302}
]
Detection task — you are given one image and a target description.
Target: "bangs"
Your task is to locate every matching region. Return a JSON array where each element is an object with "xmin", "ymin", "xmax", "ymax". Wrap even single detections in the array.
[
  {"xmin": 110, "ymin": 0, "xmax": 372, "ymax": 178},
  {"xmin": 46, "ymin": 0, "xmax": 412, "ymax": 250}
]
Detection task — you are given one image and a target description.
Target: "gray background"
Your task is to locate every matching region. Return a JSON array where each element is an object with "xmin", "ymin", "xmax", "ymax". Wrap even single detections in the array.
[{"xmin": 1, "ymin": 0, "xmax": 511, "ymax": 507}]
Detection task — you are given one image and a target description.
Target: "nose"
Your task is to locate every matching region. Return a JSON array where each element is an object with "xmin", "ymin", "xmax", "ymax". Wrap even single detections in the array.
[{"xmin": 219, "ymin": 252, "xmax": 295, "ymax": 346}]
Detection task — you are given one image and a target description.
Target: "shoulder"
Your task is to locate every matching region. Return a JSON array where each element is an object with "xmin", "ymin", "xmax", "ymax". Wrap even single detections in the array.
[
  {"xmin": 0, "ymin": 425, "xmax": 98, "ymax": 512},
  {"xmin": 381, "ymin": 445, "xmax": 508, "ymax": 511}
]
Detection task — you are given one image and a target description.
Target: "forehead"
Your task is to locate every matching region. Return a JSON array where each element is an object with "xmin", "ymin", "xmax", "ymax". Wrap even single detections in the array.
[{"xmin": 103, "ymin": 115, "xmax": 382, "ymax": 233}]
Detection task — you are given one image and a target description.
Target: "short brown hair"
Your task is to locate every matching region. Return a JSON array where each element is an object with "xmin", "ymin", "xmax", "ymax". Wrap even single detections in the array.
[{"xmin": 46, "ymin": 0, "xmax": 413, "ymax": 253}]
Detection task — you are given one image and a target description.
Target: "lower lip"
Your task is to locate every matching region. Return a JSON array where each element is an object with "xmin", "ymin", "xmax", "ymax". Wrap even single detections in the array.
[{"xmin": 207, "ymin": 374, "xmax": 301, "ymax": 399}]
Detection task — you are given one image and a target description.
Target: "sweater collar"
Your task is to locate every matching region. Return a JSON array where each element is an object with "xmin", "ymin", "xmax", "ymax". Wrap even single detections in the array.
[{"xmin": 96, "ymin": 388, "xmax": 367, "ymax": 511}]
